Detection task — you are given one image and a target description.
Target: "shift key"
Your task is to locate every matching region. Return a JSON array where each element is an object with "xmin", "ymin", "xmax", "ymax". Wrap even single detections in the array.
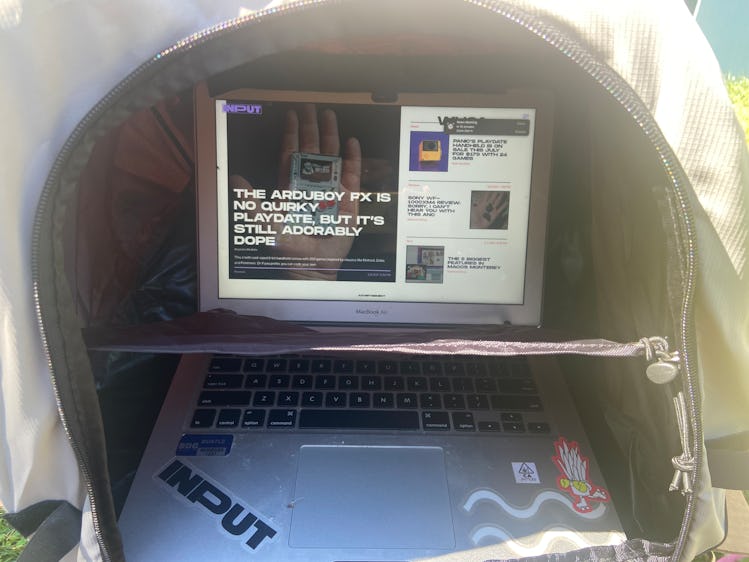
[{"xmin": 198, "ymin": 391, "xmax": 252, "ymax": 406}]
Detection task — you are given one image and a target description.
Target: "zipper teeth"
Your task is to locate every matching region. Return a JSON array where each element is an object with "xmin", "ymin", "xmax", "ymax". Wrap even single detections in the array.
[
  {"xmin": 494, "ymin": 6, "xmax": 700, "ymax": 559},
  {"xmin": 31, "ymin": 0, "xmax": 700, "ymax": 559},
  {"xmin": 29, "ymin": 4, "xmax": 316, "ymax": 560},
  {"xmin": 473, "ymin": 3, "xmax": 700, "ymax": 558}
]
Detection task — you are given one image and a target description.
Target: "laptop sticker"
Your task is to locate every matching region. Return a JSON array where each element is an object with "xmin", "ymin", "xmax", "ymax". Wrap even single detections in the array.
[
  {"xmin": 463, "ymin": 489, "xmax": 606, "ymax": 520},
  {"xmin": 552, "ymin": 437, "xmax": 610, "ymax": 513},
  {"xmin": 155, "ymin": 459, "xmax": 278, "ymax": 552},
  {"xmin": 468, "ymin": 526, "xmax": 625, "ymax": 556},
  {"xmin": 512, "ymin": 461, "xmax": 541, "ymax": 484},
  {"xmin": 176, "ymin": 434, "xmax": 233, "ymax": 457}
]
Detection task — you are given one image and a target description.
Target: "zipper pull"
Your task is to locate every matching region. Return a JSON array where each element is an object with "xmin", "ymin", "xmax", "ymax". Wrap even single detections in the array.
[
  {"xmin": 640, "ymin": 337, "xmax": 693, "ymax": 494},
  {"xmin": 669, "ymin": 391, "xmax": 695, "ymax": 494},
  {"xmin": 641, "ymin": 336, "xmax": 680, "ymax": 384}
]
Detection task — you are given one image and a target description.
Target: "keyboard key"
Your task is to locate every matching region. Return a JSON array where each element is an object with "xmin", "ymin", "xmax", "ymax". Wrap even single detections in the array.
[
  {"xmin": 325, "ymin": 392, "xmax": 346, "ymax": 408},
  {"xmin": 191, "ymin": 409, "xmax": 216, "ymax": 428},
  {"xmin": 338, "ymin": 375, "xmax": 359, "ymax": 390},
  {"xmin": 302, "ymin": 392, "xmax": 323, "ymax": 407},
  {"xmin": 498, "ymin": 379, "xmax": 538, "ymax": 394},
  {"xmin": 292, "ymin": 375, "xmax": 313, "ymax": 389},
  {"xmin": 311, "ymin": 359, "xmax": 332, "ymax": 373},
  {"xmin": 356, "ymin": 360, "xmax": 376, "ymax": 374},
  {"xmin": 315, "ymin": 375, "xmax": 336, "ymax": 389},
  {"xmin": 407, "ymin": 376, "xmax": 427, "ymax": 391},
  {"xmin": 491, "ymin": 395, "xmax": 543, "ymax": 411},
  {"xmin": 244, "ymin": 358, "xmax": 264, "ymax": 372},
  {"xmin": 503, "ymin": 421, "xmax": 525, "ymax": 433},
  {"xmin": 299, "ymin": 410, "xmax": 419, "ymax": 430},
  {"xmin": 445, "ymin": 363, "xmax": 465, "ymax": 376},
  {"xmin": 278, "ymin": 391, "xmax": 299, "ymax": 406},
  {"xmin": 378, "ymin": 360, "xmax": 399, "ymax": 374},
  {"xmin": 268, "ymin": 409, "xmax": 297, "ymax": 428},
  {"xmin": 466, "ymin": 394, "xmax": 490, "ymax": 409},
  {"xmin": 384, "ymin": 376, "xmax": 405, "ymax": 391},
  {"xmin": 397, "ymin": 393, "xmax": 418, "ymax": 408},
  {"xmin": 350, "ymin": 393, "xmax": 370, "ymax": 408},
  {"xmin": 476, "ymin": 378, "xmax": 497, "ymax": 392},
  {"xmin": 266, "ymin": 358, "xmax": 287, "ymax": 372},
  {"xmin": 241, "ymin": 409, "xmax": 266, "ymax": 428},
  {"xmin": 216, "ymin": 409, "xmax": 241, "ymax": 428},
  {"xmin": 333, "ymin": 359, "xmax": 354, "ymax": 373},
  {"xmin": 199, "ymin": 391, "xmax": 252, "ymax": 407},
  {"xmin": 465, "ymin": 362, "xmax": 487, "ymax": 377},
  {"xmin": 422, "ymin": 362, "xmax": 442, "ymax": 375},
  {"xmin": 452, "ymin": 377, "xmax": 474, "ymax": 392},
  {"xmin": 419, "ymin": 393, "xmax": 442, "ymax": 409},
  {"xmin": 430, "ymin": 377, "xmax": 451, "ymax": 392},
  {"xmin": 269, "ymin": 375, "xmax": 290, "ymax": 388},
  {"xmin": 400, "ymin": 361, "xmax": 421, "ymax": 375},
  {"xmin": 452, "ymin": 412, "xmax": 476, "ymax": 431},
  {"xmin": 444, "ymin": 394, "xmax": 466, "ymax": 410},
  {"xmin": 422, "ymin": 411, "xmax": 450, "ymax": 431},
  {"xmin": 289, "ymin": 359, "xmax": 310, "ymax": 373},
  {"xmin": 362, "ymin": 376, "xmax": 382, "ymax": 390},
  {"xmin": 245, "ymin": 374, "xmax": 267, "ymax": 388},
  {"xmin": 528, "ymin": 422, "xmax": 551, "ymax": 434},
  {"xmin": 373, "ymin": 393, "xmax": 394, "ymax": 408},
  {"xmin": 478, "ymin": 420, "xmax": 501, "ymax": 432},
  {"xmin": 208, "ymin": 357, "xmax": 242, "ymax": 373},
  {"xmin": 204, "ymin": 374, "xmax": 243, "ymax": 389},
  {"xmin": 252, "ymin": 391, "xmax": 275, "ymax": 407},
  {"xmin": 501, "ymin": 412, "xmax": 523, "ymax": 423}
]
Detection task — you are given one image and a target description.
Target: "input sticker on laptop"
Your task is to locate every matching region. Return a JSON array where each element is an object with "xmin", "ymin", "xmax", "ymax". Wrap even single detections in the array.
[
  {"xmin": 155, "ymin": 458, "xmax": 278, "ymax": 552},
  {"xmin": 177, "ymin": 434, "xmax": 234, "ymax": 457}
]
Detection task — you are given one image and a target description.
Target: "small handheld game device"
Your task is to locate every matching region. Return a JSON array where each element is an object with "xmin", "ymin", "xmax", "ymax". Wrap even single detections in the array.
[
  {"xmin": 418, "ymin": 139, "xmax": 442, "ymax": 163},
  {"xmin": 289, "ymin": 152, "xmax": 342, "ymax": 225}
]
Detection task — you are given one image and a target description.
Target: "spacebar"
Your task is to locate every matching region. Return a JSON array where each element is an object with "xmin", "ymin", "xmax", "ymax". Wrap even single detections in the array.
[{"xmin": 299, "ymin": 410, "xmax": 420, "ymax": 430}]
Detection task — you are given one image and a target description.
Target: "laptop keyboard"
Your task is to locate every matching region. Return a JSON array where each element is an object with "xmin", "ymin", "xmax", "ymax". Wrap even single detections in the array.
[{"xmin": 189, "ymin": 355, "xmax": 551, "ymax": 435}]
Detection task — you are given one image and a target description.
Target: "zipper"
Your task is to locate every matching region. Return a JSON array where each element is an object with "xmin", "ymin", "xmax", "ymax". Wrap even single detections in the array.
[
  {"xmin": 641, "ymin": 337, "xmax": 695, "ymax": 495},
  {"xmin": 321, "ymin": 335, "xmax": 673, "ymax": 358},
  {"xmin": 30, "ymin": 1, "xmax": 701, "ymax": 560},
  {"xmin": 469, "ymin": 5, "xmax": 701, "ymax": 559},
  {"xmin": 30, "ymin": 6, "xmax": 320, "ymax": 560}
]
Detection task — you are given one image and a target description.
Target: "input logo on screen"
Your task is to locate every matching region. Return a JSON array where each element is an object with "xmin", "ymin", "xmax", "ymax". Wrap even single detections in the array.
[
  {"xmin": 156, "ymin": 459, "xmax": 277, "ymax": 551},
  {"xmin": 222, "ymin": 103, "xmax": 263, "ymax": 115}
]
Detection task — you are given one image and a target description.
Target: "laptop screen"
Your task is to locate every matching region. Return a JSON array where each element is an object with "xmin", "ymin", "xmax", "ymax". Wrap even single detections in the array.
[{"xmin": 197, "ymin": 89, "xmax": 552, "ymax": 326}]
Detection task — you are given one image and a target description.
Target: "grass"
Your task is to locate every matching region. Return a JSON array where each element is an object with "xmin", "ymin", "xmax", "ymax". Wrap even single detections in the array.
[
  {"xmin": 0, "ymin": 510, "xmax": 26, "ymax": 562},
  {"xmin": 0, "ymin": 78, "xmax": 747, "ymax": 562}
]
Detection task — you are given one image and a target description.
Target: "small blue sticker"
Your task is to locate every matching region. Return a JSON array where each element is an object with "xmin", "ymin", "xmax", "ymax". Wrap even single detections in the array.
[{"xmin": 177, "ymin": 434, "xmax": 234, "ymax": 457}]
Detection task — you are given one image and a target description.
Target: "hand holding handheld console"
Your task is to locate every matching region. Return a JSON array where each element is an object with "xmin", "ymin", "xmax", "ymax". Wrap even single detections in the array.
[{"xmin": 227, "ymin": 104, "xmax": 361, "ymax": 281}]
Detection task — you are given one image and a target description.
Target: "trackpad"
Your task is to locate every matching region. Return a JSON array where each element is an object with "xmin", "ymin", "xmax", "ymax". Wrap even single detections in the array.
[{"xmin": 290, "ymin": 445, "xmax": 455, "ymax": 549}]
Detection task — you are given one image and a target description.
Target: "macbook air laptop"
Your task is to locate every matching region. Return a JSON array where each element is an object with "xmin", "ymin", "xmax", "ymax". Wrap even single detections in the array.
[{"xmin": 117, "ymin": 84, "xmax": 626, "ymax": 561}]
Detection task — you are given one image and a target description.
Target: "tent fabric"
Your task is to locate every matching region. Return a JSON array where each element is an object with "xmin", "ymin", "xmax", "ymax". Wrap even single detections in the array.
[{"xmin": 1, "ymin": 0, "xmax": 747, "ymax": 560}]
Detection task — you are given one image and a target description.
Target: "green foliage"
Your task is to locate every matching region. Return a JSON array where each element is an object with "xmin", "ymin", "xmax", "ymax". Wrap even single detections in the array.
[
  {"xmin": 726, "ymin": 75, "xmax": 749, "ymax": 147},
  {"xmin": 0, "ymin": 510, "xmax": 27, "ymax": 562}
]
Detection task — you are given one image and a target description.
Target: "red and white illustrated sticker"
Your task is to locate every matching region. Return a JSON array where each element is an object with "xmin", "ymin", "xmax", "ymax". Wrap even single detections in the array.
[{"xmin": 552, "ymin": 437, "xmax": 610, "ymax": 513}]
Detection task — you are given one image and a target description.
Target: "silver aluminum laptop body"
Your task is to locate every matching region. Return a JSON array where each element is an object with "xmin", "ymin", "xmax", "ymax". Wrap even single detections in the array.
[
  {"xmin": 119, "ymin": 354, "xmax": 625, "ymax": 561},
  {"xmin": 117, "ymin": 86, "xmax": 626, "ymax": 560}
]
